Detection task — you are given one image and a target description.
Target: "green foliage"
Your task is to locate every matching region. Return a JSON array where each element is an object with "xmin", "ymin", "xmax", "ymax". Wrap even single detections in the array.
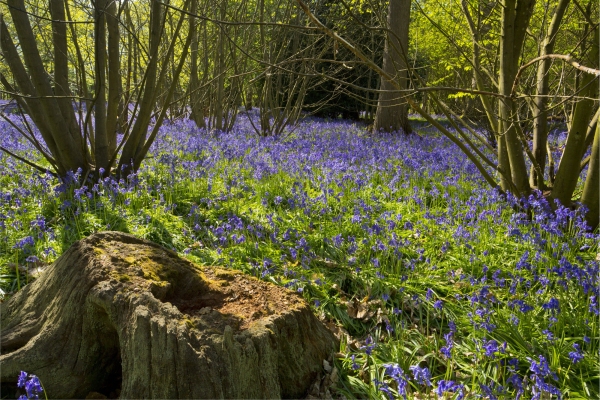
[{"xmin": 1, "ymin": 117, "xmax": 597, "ymax": 398}]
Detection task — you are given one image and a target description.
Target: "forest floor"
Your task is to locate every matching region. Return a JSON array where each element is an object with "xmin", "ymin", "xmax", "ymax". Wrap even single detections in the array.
[{"xmin": 1, "ymin": 114, "xmax": 597, "ymax": 399}]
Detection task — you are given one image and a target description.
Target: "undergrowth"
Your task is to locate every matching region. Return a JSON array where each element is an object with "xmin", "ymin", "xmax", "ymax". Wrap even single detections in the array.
[{"xmin": 1, "ymin": 115, "xmax": 598, "ymax": 399}]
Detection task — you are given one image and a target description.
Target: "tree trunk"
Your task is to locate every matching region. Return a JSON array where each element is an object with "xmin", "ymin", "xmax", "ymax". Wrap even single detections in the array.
[
  {"xmin": 581, "ymin": 123, "xmax": 599, "ymax": 230},
  {"xmin": 106, "ymin": 0, "xmax": 122, "ymax": 154},
  {"xmin": 190, "ymin": 17, "xmax": 206, "ymax": 128},
  {"xmin": 373, "ymin": 0, "xmax": 412, "ymax": 134},
  {"xmin": 119, "ymin": 0, "xmax": 164, "ymax": 173},
  {"xmin": 94, "ymin": 0, "xmax": 109, "ymax": 172},
  {"xmin": 461, "ymin": 0, "xmax": 499, "ymax": 141},
  {"xmin": 214, "ymin": 1, "xmax": 227, "ymax": 132},
  {"xmin": 0, "ymin": 232, "xmax": 337, "ymax": 399},
  {"xmin": 530, "ymin": 0, "xmax": 570, "ymax": 189},
  {"xmin": 3, "ymin": 0, "xmax": 85, "ymax": 173},
  {"xmin": 497, "ymin": 0, "xmax": 535, "ymax": 196},
  {"xmin": 552, "ymin": 22, "xmax": 599, "ymax": 207}
]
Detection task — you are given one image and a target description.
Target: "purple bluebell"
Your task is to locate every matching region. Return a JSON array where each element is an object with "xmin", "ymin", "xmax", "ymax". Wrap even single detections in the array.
[
  {"xmin": 16, "ymin": 372, "xmax": 43, "ymax": 400},
  {"xmin": 409, "ymin": 365, "xmax": 432, "ymax": 386},
  {"xmin": 507, "ymin": 374, "xmax": 524, "ymax": 400},
  {"xmin": 383, "ymin": 363, "xmax": 408, "ymax": 399},
  {"xmin": 435, "ymin": 380, "xmax": 464, "ymax": 399},
  {"xmin": 483, "ymin": 339, "xmax": 499, "ymax": 358},
  {"xmin": 568, "ymin": 343, "xmax": 584, "ymax": 364}
]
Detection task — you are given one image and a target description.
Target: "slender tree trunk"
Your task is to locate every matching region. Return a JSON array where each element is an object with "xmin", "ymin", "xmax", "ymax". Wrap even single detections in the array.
[
  {"xmin": 581, "ymin": 123, "xmax": 599, "ymax": 229},
  {"xmin": 190, "ymin": 16, "xmax": 206, "ymax": 128},
  {"xmin": 461, "ymin": 0, "xmax": 499, "ymax": 139},
  {"xmin": 373, "ymin": 0, "xmax": 412, "ymax": 134},
  {"xmin": 497, "ymin": 0, "xmax": 535, "ymax": 196},
  {"xmin": 94, "ymin": 0, "xmax": 109, "ymax": 172},
  {"xmin": 552, "ymin": 22, "xmax": 599, "ymax": 206},
  {"xmin": 6, "ymin": 0, "xmax": 85, "ymax": 172},
  {"xmin": 65, "ymin": 0, "xmax": 94, "ymax": 148},
  {"xmin": 119, "ymin": 0, "xmax": 164, "ymax": 171},
  {"xmin": 50, "ymin": 0, "xmax": 79, "ymax": 141},
  {"xmin": 530, "ymin": 0, "xmax": 570, "ymax": 189},
  {"xmin": 135, "ymin": 0, "xmax": 198, "ymax": 166},
  {"xmin": 214, "ymin": 1, "xmax": 227, "ymax": 131},
  {"xmin": 106, "ymin": 0, "xmax": 122, "ymax": 158},
  {"xmin": 0, "ymin": 17, "xmax": 62, "ymax": 173}
]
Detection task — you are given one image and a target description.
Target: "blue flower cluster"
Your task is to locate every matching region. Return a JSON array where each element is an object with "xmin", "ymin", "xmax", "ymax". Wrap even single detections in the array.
[
  {"xmin": 17, "ymin": 371, "xmax": 44, "ymax": 400},
  {"xmin": 1, "ymin": 113, "xmax": 597, "ymax": 399}
]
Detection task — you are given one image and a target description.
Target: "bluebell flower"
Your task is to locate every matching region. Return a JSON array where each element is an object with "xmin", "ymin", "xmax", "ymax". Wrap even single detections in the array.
[
  {"xmin": 435, "ymin": 380, "xmax": 464, "ymax": 399},
  {"xmin": 373, "ymin": 378, "xmax": 394, "ymax": 400},
  {"xmin": 568, "ymin": 343, "xmax": 584, "ymax": 364},
  {"xmin": 426, "ymin": 288, "xmax": 434, "ymax": 301},
  {"xmin": 542, "ymin": 329, "xmax": 555, "ymax": 342},
  {"xmin": 17, "ymin": 371, "xmax": 27, "ymax": 387},
  {"xmin": 25, "ymin": 255, "xmax": 39, "ymax": 263},
  {"xmin": 479, "ymin": 383, "xmax": 498, "ymax": 400},
  {"xmin": 351, "ymin": 354, "xmax": 360, "ymax": 370},
  {"xmin": 483, "ymin": 339, "xmax": 499, "ymax": 358},
  {"xmin": 448, "ymin": 320, "xmax": 456, "ymax": 332},
  {"xmin": 17, "ymin": 372, "xmax": 43, "ymax": 400},
  {"xmin": 409, "ymin": 365, "xmax": 432, "ymax": 386},
  {"xmin": 13, "ymin": 236, "xmax": 34, "ymax": 250},
  {"xmin": 383, "ymin": 363, "xmax": 408, "ymax": 399},
  {"xmin": 542, "ymin": 298, "xmax": 560, "ymax": 313},
  {"xmin": 507, "ymin": 373, "xmax": 524, "ymax": 400},
  {"xmin": 528, "ymin": 355, "xmax": 559, "ymax": 382},
  {"xmin": 531, "ymin": 374, "xmax": 562, "ymax": 400},
  {"xmin": 361, "ymin": 336, "xmax": 376, "ymax": 355}
]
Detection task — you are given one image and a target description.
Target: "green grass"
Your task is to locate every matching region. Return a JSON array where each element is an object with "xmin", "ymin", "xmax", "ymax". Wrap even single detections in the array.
[{"xmin": 1, "ymin": 118, "xmax": 597, "ymax": 399}]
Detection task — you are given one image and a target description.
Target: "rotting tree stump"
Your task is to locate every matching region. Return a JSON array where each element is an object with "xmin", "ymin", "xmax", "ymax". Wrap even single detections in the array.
[{"xmin": 0, "ymin": 232, "xmax": 337, "ymax": 399}]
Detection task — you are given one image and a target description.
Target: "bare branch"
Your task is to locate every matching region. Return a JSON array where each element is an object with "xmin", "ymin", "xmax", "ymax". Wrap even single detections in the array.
[{"xmin": 512, "ymin": 54, "xmax": 600, "ymax": 97}]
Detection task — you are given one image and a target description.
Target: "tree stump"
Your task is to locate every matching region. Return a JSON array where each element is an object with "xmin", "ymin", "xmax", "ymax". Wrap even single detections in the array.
[{"xmin": 1, "ymin": 232, "xmax": 337, "ymax": 399}]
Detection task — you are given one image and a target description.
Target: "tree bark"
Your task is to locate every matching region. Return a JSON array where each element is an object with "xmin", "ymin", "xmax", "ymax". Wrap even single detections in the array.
[
  {"xmin": 461, "ymin": 0, "xmax": 499, "ymax": 141},
  {"xmin": 581, "ymin": 123, "xmax": 599, "ymax": 230},
  {"xmin": 190, "ymin": 16, "xmax": 207, "ymax": 128},
  {"xmin": 530, "ymin": 0, "xmax": 570, "ymax": 189},
  {"xmin": 106, "ymin": 0, "xmax": 122, "ymax": 156},
  {"xmin": 373, "ymin": 0, "xmax": 412, "ymax": 134},
  {"xmin": 0, "ymin": 232, "xmax": 337, "ymax": 399},
  {"xmin": 497, "ymin": 0, "xmax": 535, "ymax": 196},
  {"xmin": 119, "ymin": 0, "xmax": 164, "ymax": 172},
  {"xmin": 50, "ymin": 0, "xmax": 79, "ymax": 140},
  {"xmin": 94, "ymin": 0, "xmax": 109, "ymax": 172},
  {"xmin": 552, "ymin": 21, "xmax": 599, "ymax": 207},
  {"xmin": 4, "ymin": 0, "xmax": 85, "ymax": 173}
]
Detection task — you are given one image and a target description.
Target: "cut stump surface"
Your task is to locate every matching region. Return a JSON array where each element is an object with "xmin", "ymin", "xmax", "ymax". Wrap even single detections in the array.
[{"xmin": 0, "ymin": 232, "xmax": 337, "ymax": 399}]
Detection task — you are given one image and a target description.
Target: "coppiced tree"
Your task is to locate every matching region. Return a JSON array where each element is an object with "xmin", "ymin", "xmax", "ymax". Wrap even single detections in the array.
[
  {"xmin": 249, "ymin": 0, "xmax": 317, "ymax": 136},
  {"xmin": 0, "ymin": 0, "xmax": 197, "ymax": 178}
]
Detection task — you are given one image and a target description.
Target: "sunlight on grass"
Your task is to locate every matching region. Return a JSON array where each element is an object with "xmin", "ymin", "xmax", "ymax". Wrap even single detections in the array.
[{"xmin": 1, "ymin": 114, "xmax": 598, "ymax": 399}]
